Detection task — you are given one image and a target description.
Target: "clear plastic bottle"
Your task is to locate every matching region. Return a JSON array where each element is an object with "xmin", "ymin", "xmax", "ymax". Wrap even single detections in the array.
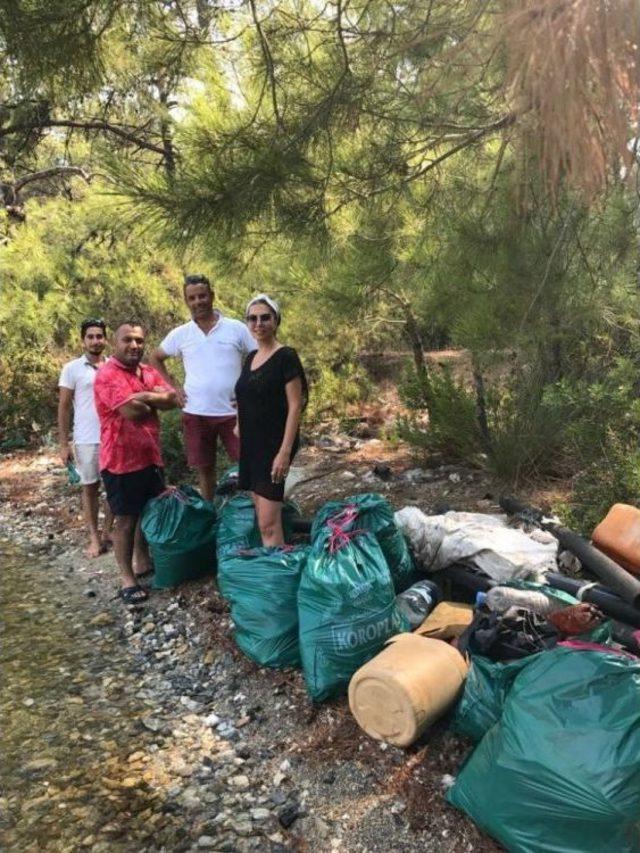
[
  {"xmin": 395, "ymin": 580, "xmax": 442, "ymax": 629},
  {"xmin": 483, "ymin": 586, "xmax": 562, "ymax": 616}
]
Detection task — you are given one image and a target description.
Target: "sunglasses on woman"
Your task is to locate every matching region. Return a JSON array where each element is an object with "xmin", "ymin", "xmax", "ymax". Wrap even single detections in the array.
[{"xmin": 246, "ymin": 313, "xmax": 274, "ymax": 324}]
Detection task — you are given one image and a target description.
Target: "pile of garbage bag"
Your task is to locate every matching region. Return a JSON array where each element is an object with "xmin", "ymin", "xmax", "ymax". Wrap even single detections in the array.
[
  {"xmin": 216, "ymin": 492, "xmax": 302, "ymax": 561},
  {"xmin": 146, "ymin": 472, "xmax": 640, "ymax": 853},
  {"xmin": 215, "ymin": 488, "xmax": 413, "ymax": 698},
  {"xmin": 448, "ymin": 644, "xmax": 640, "ymax": 852}
]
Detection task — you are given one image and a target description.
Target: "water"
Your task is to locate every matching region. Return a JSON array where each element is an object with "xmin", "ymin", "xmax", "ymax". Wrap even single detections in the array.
[{"xmin": 0, "ymin": 541, "xmax": 180, "ymax": 851}]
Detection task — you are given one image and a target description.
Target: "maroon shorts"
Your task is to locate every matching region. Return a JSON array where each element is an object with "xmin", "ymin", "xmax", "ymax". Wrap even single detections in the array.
[{"xmin": 182, "ymin": 413, "xmax": 239, "ymax": 468}]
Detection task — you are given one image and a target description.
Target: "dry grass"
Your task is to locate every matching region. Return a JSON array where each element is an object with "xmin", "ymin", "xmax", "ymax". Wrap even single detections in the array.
[
  {"xmin": 298, "ymin": 702, "xmax": 382, "ymax": 764},
  {"xmin": 502, "ymin": 0, "xmax": 640, "ymax": 199},
  {"xmin": 383, "ymin": 728, "xmax": 503, "ymax": 851}
]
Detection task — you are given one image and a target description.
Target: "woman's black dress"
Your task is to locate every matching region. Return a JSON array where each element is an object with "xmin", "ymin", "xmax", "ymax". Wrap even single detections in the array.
[{"xmin": 235, "ymin": 346, "xmax": 307, "ymax": 501}]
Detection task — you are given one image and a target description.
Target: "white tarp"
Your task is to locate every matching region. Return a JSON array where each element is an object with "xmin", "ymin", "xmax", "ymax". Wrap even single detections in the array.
[{"xmin": 394, "ymin": 508, "xmax": 558, "ymax": 582}]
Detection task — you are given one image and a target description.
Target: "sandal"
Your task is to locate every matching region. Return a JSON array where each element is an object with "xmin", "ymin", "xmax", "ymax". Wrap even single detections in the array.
[{"xmin": 120, "ymin": 585, "xmax": 148, "ymax": 605}]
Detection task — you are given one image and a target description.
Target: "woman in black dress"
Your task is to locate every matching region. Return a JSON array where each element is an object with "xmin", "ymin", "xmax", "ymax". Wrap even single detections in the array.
[{"xmin": 235, "ymin": 294, "xmax": 307, "ymax": 546}]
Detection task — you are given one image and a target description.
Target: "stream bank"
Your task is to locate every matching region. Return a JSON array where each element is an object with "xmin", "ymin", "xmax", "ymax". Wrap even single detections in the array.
[{"xmin": 0, "ymin": 445, "xmax": 508, "ymax": 852}]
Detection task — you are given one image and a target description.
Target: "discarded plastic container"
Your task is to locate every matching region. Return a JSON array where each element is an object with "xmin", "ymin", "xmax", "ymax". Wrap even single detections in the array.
[
  {"xmin": 592, "ymin": 503, "xmax": 640, "ymax": 576},
  {"xmin": 348, "ymin": 634, "xmax": 468, "ymax": 747},
  {"xmin": 483, "ymin": 586, "xmax": 564, "ymax": 616},
  {"xmin": 416, "ymin": 601, "xmax": 474, "ymax": 640},
  {"xmin": 395, "ymin": 580, "xmax": 441, "ymax": 629}
]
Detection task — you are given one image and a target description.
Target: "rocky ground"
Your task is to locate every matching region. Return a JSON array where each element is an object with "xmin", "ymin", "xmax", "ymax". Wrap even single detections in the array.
[{"xmin": 0, "ymin": 435, "xmax": 536, "ymax": 853}]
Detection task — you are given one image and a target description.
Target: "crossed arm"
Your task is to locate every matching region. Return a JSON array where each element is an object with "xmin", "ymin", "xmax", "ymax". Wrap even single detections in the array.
[
  {"xmin": 148, "ymin": 348, "xmax": 187, "ymax": 407},
  {"xmin": 119, "ymin": 388, "xmax": 179, "ymax": 421}
]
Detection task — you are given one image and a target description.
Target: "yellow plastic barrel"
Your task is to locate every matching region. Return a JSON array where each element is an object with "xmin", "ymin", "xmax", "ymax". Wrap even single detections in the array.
[{"xmin": 348, "ymin": 633, "xmax": 468, "ymax": 747}]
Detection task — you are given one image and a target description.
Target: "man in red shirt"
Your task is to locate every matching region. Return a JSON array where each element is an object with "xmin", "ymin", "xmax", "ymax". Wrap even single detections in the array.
[{"xmin": 94, "ymin": 321, "xmax": 179, "ymax": 604}]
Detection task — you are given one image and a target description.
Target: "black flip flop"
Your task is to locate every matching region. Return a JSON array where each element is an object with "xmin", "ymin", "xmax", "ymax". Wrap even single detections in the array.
[{"xmin": 120, "ymin": 585, "xmax": 148, "ymax": 605}]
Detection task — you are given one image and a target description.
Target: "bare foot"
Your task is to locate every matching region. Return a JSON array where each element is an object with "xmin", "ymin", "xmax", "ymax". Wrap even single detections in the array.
[
  {"xmin": 85, "ymin": 540, "xmax": 103, "ymax": 559},
  {"xmin": 133, "ymin": 559, "xmax": 154, "ymax": 579}
]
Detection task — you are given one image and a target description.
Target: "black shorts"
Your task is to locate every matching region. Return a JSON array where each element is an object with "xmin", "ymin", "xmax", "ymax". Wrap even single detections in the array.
[{"xmin": 101, "ymin": 465, "xmax": 165, "ymax": 516}]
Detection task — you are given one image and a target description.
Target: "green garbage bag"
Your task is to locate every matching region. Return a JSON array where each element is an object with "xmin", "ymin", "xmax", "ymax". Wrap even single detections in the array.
[
  {"xmin": 218, "ymin": 545, "xmax": 308, "ymax": 668},
  {"xmin": 452, "ymin": 655, "xmax": 535, "ymax": 741},
  {"xmin": 447, "ymin": 645, "xmax": 640, "ymax": 853},
  {"xmin": 299, "ymin": 513, "xmax": 408, "ymax": 701},
  {"xmin": 216, "ymin": 493, "xmax": 302, "ymax": 562},
  {"xmin": 216, "ymin": 493, "xmax": 262, "ymax": 558},
  {"xmin": 311, "ymin": 493, "xmax": 415, "ymax": 592},
  {"xmin": 141, "ymin": 485, "xmax": 217, "ymax": 589},
  {"xmin": 452, "ymin": 606, "xmax": 615, "ymax": 742}
]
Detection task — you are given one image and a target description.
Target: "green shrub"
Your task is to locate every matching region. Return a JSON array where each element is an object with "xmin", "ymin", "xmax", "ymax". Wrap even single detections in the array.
[
  {"xmin": 544, "ymin": 364, "xmax": 640, "ymax": 469},
  {"xmin": 0, "ymin": 347, "xmax": 58, "ymax": 444},
  {"xmin": 397, "ymin": 363, "xmax": 482, "ymax": 460},
  {"xmin": 564, "ymin": 435, "xmax": 640, "ymax": 536},
  {"xmin": 486, "ymin": 376, "xmax": 573, "ymax": 482},
  {"xmin": 304, "ymin": 363, "xmax": 371, "ymax": 425},
  {"xmin": 397, "ymin": 362, "xmax": 430, "ymax": 411},
  {"xmin": 160, "ymin": 410, "xmax": 191, "ymax": 485}
]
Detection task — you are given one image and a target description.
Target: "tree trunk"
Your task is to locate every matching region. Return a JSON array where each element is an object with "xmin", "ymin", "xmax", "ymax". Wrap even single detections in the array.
[
  {"xmin": 158, "ymin": 86, "xmax": 176, "ymax": 182},
  {"xmin": 472, "ymin": 366, "xmax": 491, "ymax": 450},
  {"xmin": 402, "ymin": 306, "xmax": 432, "ymax": 407}
]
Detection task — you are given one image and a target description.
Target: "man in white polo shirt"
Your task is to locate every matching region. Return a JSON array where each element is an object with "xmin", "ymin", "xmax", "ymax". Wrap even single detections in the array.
[
  {"xmin": 150, "ymin": 274, "xmax": 256, "ymax": 501},
  {"xmin": 58, "ymin": 318, "xmax": 113, "ymax": 557}
]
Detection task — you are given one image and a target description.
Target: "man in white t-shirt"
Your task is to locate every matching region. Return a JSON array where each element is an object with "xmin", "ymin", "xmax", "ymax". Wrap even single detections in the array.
[
  {"xmin": 58, "ymin": 318, "xmax": 113, "ymax": 557},
  {"xmin": 150, "ymin": 274, "xmax": 256, "ymax": 501}
]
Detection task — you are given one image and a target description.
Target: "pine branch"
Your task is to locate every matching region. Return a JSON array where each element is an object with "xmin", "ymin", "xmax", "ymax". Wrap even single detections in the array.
[
  {"xmin": 0, "ymin": 118, "xmax": 166, "ymax": 156},
  {"xmin": 12, "ymin": 165, "xmax": 91, "ymax": 193},
  {"xmin": 2, "ymin": 165, "xmax": 91, "ymax": 207},
  {"xmin": 248, "ymin": 0, "xmax": 284, "ymax": 131}
]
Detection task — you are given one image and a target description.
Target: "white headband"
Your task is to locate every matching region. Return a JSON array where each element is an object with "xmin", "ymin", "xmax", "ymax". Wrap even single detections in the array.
[{"xmin": 246, "ymin": 293, "xmax": 280, "ymax": 321}]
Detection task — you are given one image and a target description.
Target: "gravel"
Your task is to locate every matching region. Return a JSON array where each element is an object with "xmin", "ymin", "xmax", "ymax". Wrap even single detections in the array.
[{"xmin": 0, "ymin": 445, "xmax": 503, "ymax": 852}]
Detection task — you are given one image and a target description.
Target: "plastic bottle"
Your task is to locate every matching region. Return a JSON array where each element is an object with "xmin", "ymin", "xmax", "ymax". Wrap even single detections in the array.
[
  {"xmin": 475, "ymin": 591, "xmax": 488, "ymax": 608},
  {"xmin": 483, "ymin": 586, "xmax": 562, "ymax": 616},
  {"xmin": 395, "ymin": 580, "xmax": 442, "ymax": 629}
]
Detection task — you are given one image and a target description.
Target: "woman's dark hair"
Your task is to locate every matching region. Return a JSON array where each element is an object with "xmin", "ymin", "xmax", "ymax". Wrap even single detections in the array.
[{"xmin": 80, "ymin": 318, "xmax": 106, "ymax": 337}]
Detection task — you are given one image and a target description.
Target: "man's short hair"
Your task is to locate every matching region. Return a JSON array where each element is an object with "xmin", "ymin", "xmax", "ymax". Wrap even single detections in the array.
[
  {"xmin": 183, "ymin": 273, "xmax": 212, "ymax": 294},
  {"xmin": 113, "ymin": 319, "xmax": 145, "ymax": 336},
  {"xmin": 81, "ymin": 318, "xmax": 107, "ymax": 337}
]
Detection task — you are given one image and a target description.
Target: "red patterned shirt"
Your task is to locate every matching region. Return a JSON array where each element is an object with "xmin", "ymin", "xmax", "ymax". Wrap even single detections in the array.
[{"xmin": 94, "ymin": 358, "xmax": 172, "ymax": 474}]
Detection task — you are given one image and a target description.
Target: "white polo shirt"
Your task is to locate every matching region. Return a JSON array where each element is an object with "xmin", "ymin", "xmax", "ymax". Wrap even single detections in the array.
[
  {"xmin": 159, "ymin": 314, "xmax": 256, "ymax": 416},
  {"xmin": 58, "ymin": 355, "xmax": 104, "ymax": 444}
]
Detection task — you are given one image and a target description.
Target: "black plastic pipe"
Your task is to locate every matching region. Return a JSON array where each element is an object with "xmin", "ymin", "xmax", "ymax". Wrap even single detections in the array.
[
  {"xmin": 499, "ymin": 496, "xmax": 640, "ymax": 608},
  {"xmin": 436, "ymin": 565, "xmax": 640, "ymax": 629},
  {"xmin": 545, "ymin": 572, "xmax": 640, "ymax": 628}
]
